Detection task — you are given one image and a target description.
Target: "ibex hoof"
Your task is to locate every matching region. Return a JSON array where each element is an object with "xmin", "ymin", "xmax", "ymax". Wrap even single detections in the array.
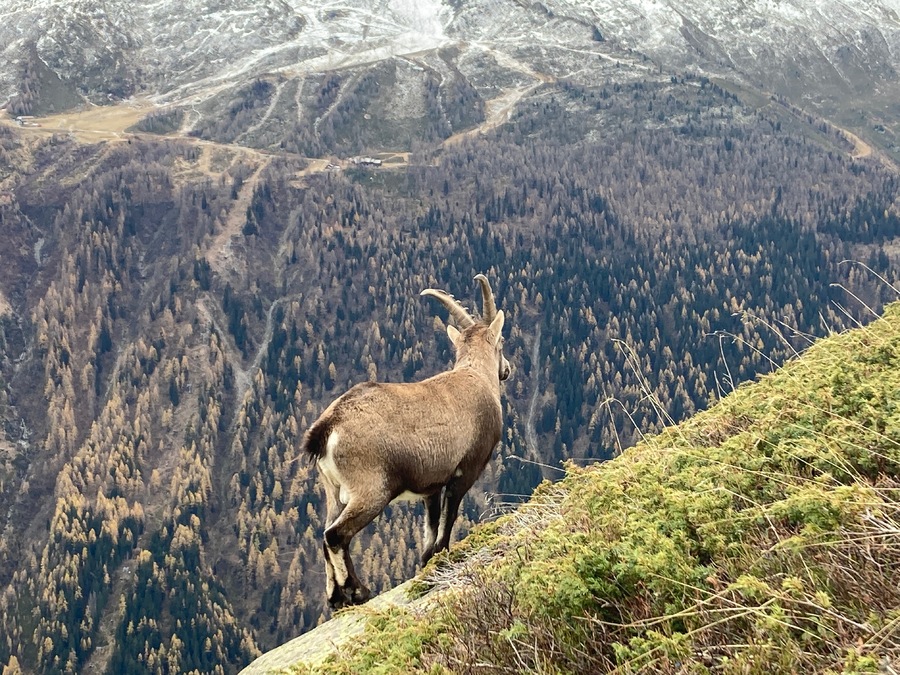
[
  {"xmin": 351, "ymin": 585, "xmax": 371, "ymax": 605},
  {"xmin": 328, "ymin": 586, "xmax": 353, "ymax": 610},
  {"xmin": 328, "ymin": 584, "xmax": 370, "ymax": 609}
]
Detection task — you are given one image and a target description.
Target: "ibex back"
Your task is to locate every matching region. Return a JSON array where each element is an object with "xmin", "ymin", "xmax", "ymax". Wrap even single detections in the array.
[{"xmin": 301, "ymin": 275, "xmax": 510, "ymax": 609}]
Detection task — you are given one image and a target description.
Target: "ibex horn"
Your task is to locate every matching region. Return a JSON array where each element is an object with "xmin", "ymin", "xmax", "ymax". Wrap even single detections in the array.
[
  {"xmin": 474, "ymin": 274, "xmax": 497, "ymax": 323},
  {"xmin": 420, "ymin": 288, "xmax": 476, "ymax": 328}
]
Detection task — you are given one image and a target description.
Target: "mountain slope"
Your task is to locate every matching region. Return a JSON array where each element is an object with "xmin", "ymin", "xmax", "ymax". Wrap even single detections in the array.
[
  {"xmin": 263, "ymin": 301, "xmax": 900, "ymax": 674},
  {"xmin": 2, "ymin": 0, "xmax": 899, "ymax": 158}
]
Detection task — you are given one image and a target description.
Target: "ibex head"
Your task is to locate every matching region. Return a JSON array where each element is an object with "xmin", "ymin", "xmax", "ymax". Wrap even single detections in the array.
[{"xmin": 421, "ymin": 274, "xmax": 510, "ymax": 382}]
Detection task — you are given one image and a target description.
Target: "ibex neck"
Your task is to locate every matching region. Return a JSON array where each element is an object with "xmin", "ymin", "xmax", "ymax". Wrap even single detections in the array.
[{"xmin": 453, "ymin": 354, "xmax": 501, "ymax": 397}]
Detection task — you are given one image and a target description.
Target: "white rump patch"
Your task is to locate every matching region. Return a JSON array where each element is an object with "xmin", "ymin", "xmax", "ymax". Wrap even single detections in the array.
[
  {"xmin": 326, "ymin": 431, "xmax": 340, "ymax": 453},
  {"xmin": 318, "ymin": 432, "xmax": 353, "ymax": 504},
  {"xmin": 317, "ymin": 436, "xmax": 342, "ymax": 483}
]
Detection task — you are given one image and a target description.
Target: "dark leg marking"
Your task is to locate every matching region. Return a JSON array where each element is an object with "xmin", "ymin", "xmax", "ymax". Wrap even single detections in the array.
[
  {"xmin": 435, "ymin": 478, "xmax": 469, "ymax": 555},
  {"xmin": 422, "ymin": 491, "xmax": 443, "ymax": 565}
]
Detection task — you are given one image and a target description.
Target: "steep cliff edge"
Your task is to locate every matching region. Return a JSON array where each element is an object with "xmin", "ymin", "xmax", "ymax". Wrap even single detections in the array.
[
  {"xmin": 240, "ymin": 581, "xmax": 424, "ymax": 674},
  {"xmin": 250, "ymin": 302, "xmax": 900, "ymax": 674}
]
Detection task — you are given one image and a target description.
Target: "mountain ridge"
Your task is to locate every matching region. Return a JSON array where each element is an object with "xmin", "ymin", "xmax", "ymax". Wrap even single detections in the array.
[{"xmin": 2, "ymin": 0, "xmax": 899, "ymax": 159}]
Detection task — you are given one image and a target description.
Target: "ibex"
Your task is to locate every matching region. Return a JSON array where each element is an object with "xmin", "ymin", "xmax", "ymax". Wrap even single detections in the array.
[{"xmin": 301, "ymin": 275, "xmax": 510, "ymax": 608}]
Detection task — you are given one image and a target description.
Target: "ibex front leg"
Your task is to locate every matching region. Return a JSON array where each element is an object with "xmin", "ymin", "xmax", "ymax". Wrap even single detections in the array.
[
  {"xmin": 434, "ymin": 476, "xmax": 471, "ymax": 556},
  {"xmin": 422, "ymin": 491, "xmax": 443, "ymax": 565}
]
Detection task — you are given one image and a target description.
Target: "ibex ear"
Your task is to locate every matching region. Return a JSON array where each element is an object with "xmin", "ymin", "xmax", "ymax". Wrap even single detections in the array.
[
  {"xmin": 489, "ymin": 310, "xmax": 505, "ymax": 346},
  {"xmin": 447, "ymin": 324, "xmax": 462, "ymax": 347}
]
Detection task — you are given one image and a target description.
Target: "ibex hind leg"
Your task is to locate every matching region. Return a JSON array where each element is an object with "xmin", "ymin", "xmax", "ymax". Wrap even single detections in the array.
[
  {"xmin": 322, "ymin": 480, "xmax": 345, "ymax": 605},
  {"xmin": 324, "ymin": 496, "xmax": 386, "ymax": 607},
  {"xmin": 323, "ymin": 540, "xmax": 353, "ymax": 609}
]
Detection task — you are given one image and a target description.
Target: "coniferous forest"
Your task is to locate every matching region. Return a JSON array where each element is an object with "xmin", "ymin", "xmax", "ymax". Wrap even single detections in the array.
[{"xmin": 0, "ymin": 60, "xmax": 898, "ymax": 674}]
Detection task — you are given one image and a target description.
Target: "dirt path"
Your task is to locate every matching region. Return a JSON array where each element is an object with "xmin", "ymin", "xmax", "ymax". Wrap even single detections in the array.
[
  {"xmin": 444, "ymin": 44, "xmax": 554, "ymax": 147},
  {"xmin": 0, "ymin": 103, "xmax": 273, "ymax": 170},
  {"xmin": 815, "ymin": 117, "xmax": 897, "ymax": 171},
  {"xmin": 444, "ymin": 83, "xmax": 542, "ymax": 147},
  {"xmin": 523, "ymin": 325, "xmax": 546, "ymax": 476},
  {"xmin": 757, "ymin": 89, "xmax": 897, "ymax": 171},
  {"xmin": 197, "ymin": 144, "xmax": 214, "ymax": 175},
  {"xmin": 294, "ymin": 157, "xmax": 331, "ymax": 178},
  {"xmin": 477, "ymin": 43, "xmax": 555, "ymax": 85},
  {"xmin": 840, "ymin": 126, "xmax": 873, "ymax": 159},
  {"xmin": 235, "ymin": 79, "xmax": 288, "ymax": 145},
  {"xmin": 823, "ymin": 121, "xmax": 900, "ymax": 172},
  {"xmin": 207, "ymin": 158, "xmax": 270, "ymax": 277}
]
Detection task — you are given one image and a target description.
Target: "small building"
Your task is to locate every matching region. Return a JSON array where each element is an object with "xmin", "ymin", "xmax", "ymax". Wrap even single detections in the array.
[{"xmin": 350, "ymin": 156, "xmax": 382, "ymax": 167}]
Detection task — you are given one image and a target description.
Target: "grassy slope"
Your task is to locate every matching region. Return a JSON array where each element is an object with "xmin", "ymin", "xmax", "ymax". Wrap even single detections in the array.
[{"xmin": 292, "ymin": 303, "xmax": 900, "ymax": 674}]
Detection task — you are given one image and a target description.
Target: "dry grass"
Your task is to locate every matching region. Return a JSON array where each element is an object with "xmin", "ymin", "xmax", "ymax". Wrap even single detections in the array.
[{"xmin": 2, "ymin": 100, "xmax": 154, "ymax": 142}]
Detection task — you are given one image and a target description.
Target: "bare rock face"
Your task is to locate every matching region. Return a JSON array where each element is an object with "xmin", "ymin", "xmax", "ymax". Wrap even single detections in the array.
[{"xmin": 240, "ymin": 581, "xmax": 422, "ymax": 674}]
